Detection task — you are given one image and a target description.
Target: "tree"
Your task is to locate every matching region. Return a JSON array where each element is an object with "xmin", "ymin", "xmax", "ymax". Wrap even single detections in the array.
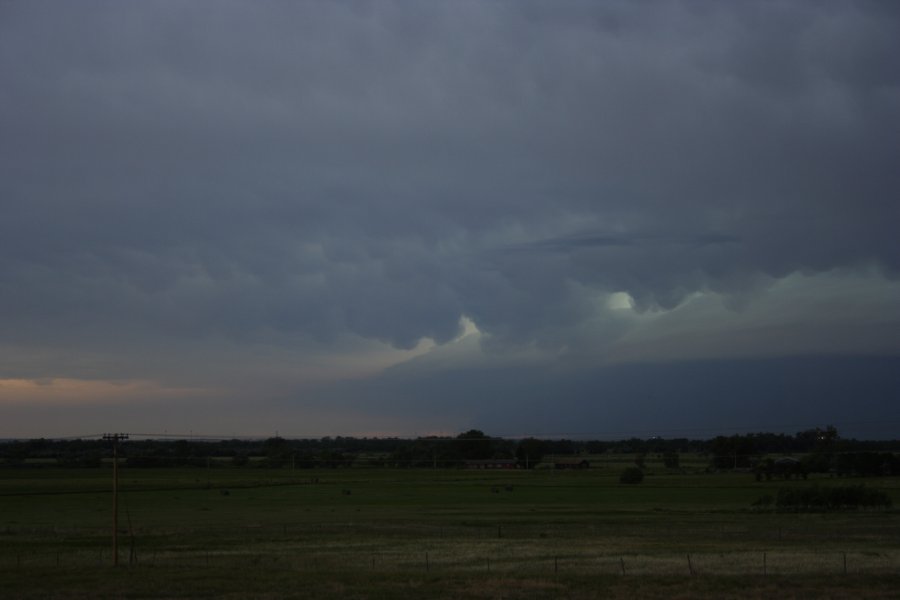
[
  {"xmin": 799, "ymin": 426, "xmax": 840, "ymax": 473},
  {"xmin": 709, "ymin": 435, "xmax": 756, "ymax": 469},
  {"xmin": 516, "ymin": 438, "xmax": 548, "ymax": 468},
  {"xmin": 261, "ymin": 436, "xmax": 291, "ymax": 466},
  {"xmin": 663, "ymin": 451, "xmax": 680, "ymax": 469},
  {"xmin": 455, "ymin": 430, "xmax": 493, "ymax": 460},
  {"xmin": 635, "ymin": 453, "xmax": 646, "ymax": 470}
]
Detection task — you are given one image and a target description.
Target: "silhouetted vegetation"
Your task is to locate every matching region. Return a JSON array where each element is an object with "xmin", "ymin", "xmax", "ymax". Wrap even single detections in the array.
[
  {"xmin": 663, "ymin": 451, "xmax": 680, "ymax": 468},
  {"xmin": 1, "ymin": 426, "xmax": 898, "ymax": 472},
  {"xmin": 755, "ymin": 485, "xmax": 893, "ymax": 511}
]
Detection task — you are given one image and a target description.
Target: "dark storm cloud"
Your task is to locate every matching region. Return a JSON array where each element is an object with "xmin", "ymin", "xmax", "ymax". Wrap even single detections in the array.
[
  {"xmin": 1, "ymin": 0, "xmax": 899, "ymax": 381},
  {"xmin": 311, "ymin": 354, "xmax": 900, "ymax": 439}
]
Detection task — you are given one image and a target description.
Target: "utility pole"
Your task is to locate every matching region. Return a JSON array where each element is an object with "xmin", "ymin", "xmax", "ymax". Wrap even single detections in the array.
[{"xmin": 103, "ymin": 433, "xmax": 129, "ymax": 566}]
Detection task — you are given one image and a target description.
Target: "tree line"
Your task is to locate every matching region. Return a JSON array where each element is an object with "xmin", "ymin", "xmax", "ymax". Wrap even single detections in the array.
[{"xmin": 2, "ymin": 426, "xmax": 899, "ymax": 474}]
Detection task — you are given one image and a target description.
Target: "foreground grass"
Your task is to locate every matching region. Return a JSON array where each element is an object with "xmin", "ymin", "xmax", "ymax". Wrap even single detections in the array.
[
  {"xmin": 3, "ymin": 567, "xmax": 900, "ymax": 599},
  {"xmin": 2, "ymin": 467, "xmax": 899, "ymax": 597}
]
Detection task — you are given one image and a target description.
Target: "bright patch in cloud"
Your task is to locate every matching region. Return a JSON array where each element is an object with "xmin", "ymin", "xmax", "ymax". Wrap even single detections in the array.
[{"xmin": 606, "ymin": 292, "xmax": 635, "ymax": 311}]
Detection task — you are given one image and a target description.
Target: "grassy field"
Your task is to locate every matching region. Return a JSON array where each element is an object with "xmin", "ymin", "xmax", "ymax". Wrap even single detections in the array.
[{"xmin": 2, "ymin": 465, "xmax": 899, "ymax": 598}]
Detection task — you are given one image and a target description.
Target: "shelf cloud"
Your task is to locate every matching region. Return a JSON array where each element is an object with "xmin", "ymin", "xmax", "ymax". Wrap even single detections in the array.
[{"xmin": 2, "ymin": 1, "xmax": 898, "ymax": 437}]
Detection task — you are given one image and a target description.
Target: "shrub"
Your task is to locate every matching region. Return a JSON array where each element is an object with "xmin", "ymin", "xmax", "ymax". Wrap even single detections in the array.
[
  {"xmin": 619, "ymin": 467, "xmax": 644, "ymax": 484},
  {"xmin": 663, "ymin": 451, "xmax": 680, "ymax": 469},
  {"xmin": 771, "ymin": 484, "xmax": 892, "ymax": 511},
  {"xmin": 634, "ymin": 454, "xmax": 646, "ymax": 469}
]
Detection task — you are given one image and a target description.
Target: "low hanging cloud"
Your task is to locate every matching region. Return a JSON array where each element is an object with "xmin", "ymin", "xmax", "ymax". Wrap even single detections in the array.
[{"xmin": 1, "ymin": 2, "xmax": 899, "ymax": 435}]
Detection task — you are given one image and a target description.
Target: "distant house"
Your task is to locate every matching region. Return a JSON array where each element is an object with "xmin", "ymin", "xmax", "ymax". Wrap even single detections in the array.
[
  {"xmin": 553, "ymin": 458, "xmax": 590, "ymax": 470},
  {"xmin": 465, "ymin": 459, "xmax": 519, "ymax": 470}
]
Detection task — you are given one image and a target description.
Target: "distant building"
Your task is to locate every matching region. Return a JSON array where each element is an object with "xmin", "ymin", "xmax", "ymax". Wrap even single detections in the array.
[{"xmin": 553, "ymin": 458, "xmax": 590, "ymax": 470}]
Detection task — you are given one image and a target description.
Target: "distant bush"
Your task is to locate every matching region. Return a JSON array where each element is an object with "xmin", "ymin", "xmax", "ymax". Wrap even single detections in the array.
[
  {"xmin": 755, "ymin": 484, "xmax": 892, "ymax": 511},
  {"xmin": 634, "ymin": 454, "xmax": 646, "ymax": 469},
  {"xmin": 619, "ymin": 467, "xmax": 644, "ymax": 484},
  {"xmin": 834, "ymin": 452, "xmax": 900, "ymax": 477},
  {"xmin": 663, "ymin": 451, "xmax": 680, "ymax": 469}
]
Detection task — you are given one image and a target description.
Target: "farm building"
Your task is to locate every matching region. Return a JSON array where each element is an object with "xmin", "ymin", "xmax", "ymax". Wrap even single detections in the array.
[{"xmin": 553, "ymin": 458, "xmax": 590, "ymax": 470}]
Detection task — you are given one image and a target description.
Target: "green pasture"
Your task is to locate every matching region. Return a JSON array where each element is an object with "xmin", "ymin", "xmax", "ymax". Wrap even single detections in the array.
[{"xmin": 2, "ymin": 467, "xmax": 899, "ymax": 598}]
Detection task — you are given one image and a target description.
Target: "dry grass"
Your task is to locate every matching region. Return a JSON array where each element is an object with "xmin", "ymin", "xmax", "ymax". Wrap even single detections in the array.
[{"xmin": 3, "ymin": 467, "xmax": 899, "ymax": 597}]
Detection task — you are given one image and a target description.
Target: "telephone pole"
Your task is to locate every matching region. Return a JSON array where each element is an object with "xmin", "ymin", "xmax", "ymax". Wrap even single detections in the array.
[{"xmin": 103, "ymin": 433, "xmax": 129, "ymax": 566}]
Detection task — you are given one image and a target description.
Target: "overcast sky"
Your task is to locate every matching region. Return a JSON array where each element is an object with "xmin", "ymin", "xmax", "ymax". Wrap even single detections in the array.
[{"xmin": 2, "ymin": 1, "xmax": 899, "ymax": 439}]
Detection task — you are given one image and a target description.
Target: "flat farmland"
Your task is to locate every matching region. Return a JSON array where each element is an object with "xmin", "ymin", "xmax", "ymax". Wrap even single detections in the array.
[{"xmin": 1, "ymin": 467, "xmax": 899, "ymax": 598}]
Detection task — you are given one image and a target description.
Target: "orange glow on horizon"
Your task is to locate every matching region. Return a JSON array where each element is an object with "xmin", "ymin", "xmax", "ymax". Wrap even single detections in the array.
[{"xmin": 0, "ymin": 378, "xmax": 213, "ymax": 405}]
